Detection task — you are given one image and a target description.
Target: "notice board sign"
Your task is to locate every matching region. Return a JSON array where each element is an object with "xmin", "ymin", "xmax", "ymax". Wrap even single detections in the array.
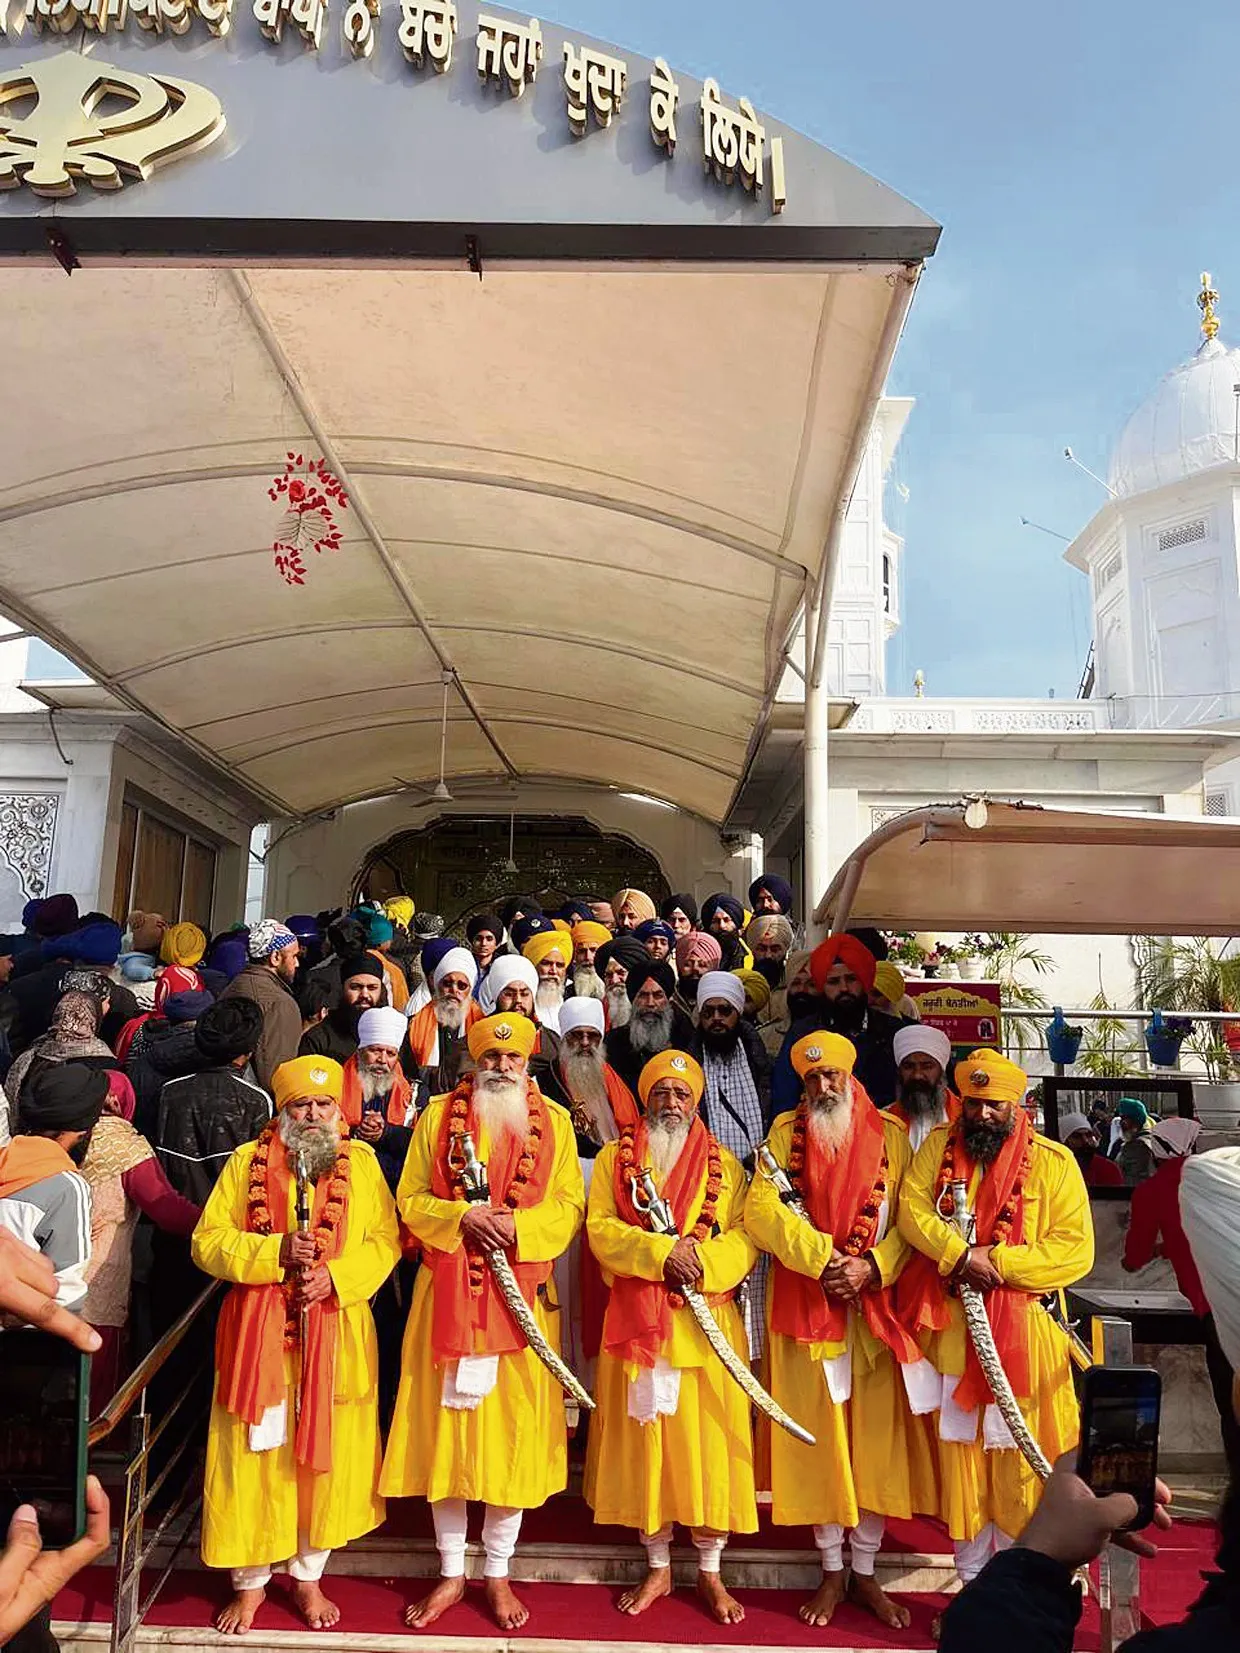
[{"xmin": 904, "ymin": 981, "xmax": 1002, "ymax": 1052}]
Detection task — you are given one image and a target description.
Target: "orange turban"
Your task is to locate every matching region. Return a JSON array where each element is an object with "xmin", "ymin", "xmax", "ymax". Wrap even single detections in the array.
[
  {"xmin": 809, "ymin": 934, "xmax": 877, "ymax": 995},
  {"xmin": 467, "ymin": 1012, "xmax": 539, "ymax": 1063},
  {"xmin": 271, "ymin": 1056, "xmax": 344, "ymax": 1110},
  {"xmin": 523, "ymin": 930, "xmax": 571, "ymax": 969},
  {"xmin": 612, "ymin": 888, "xmax": 656, "ymax": 926},
  {"xmin": 637, "ymin": 1049, "xmax": 705, "ymax": 1108},
  {"xmin": 954, "ymin": 1048, "xmax": 1027, "ymax": 1104},
  {"xmin": 571, "ymin": 921, "xmax": 613, "ymax": 950},
  {"xmin": 790, "ymin": 1031, "xmax": 857, "ymax": 1079}
]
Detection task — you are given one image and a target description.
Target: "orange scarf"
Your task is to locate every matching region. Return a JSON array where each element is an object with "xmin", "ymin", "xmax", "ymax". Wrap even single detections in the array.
[
  {"xmin": 602, "ymin": 1116, "xmax": 725, "ymax": 1369},
  {"xmin": 0, "ymin": 1137, "xmax": 74, "ymax": 1198},
  {"xmin": 339, "ymin": 1057, "xmax": 414, "ymax": 1128},
  {"xmin": 557, "ymin": 1061, "xmax": 641, "ymax": 1139},
  {"xmin": 214, "ymin": 1125, "xmax": 348, "ymax": 1474},
  {"xmin": 897, "ymin": 1108, "xmax": 1034, "ymax": 1410},
  {"xmin": 405, "ymin": 999, "xmax": 480, "ymax": 1067},
  {"xmin": 770, "ymin": 1095, "xmax": 921, "ymax": 1363},
  {"xmin": 423, "ymin": 1078, "xmax": 556, "ymax": 1361}
]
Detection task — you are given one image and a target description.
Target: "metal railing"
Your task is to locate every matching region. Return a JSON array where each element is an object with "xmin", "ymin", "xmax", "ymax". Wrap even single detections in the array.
[{"xmin": 89, "ymin": 1279, "xmax": 222, "ymax": 1653}]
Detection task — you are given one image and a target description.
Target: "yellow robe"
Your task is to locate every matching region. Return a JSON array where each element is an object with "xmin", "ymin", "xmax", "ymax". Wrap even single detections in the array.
[
  {"xmin": 379, "ymin": 1093, "xmax": 584, "ymax": 1509},
  {"xmin": 745, "ymin": 1109, "xmax": 937, "ymax": 1528},
  {"xmin": 584, "ymin": 1141, "xmax": 759, "ymax": 1536},
  {"xmin": 193, "ymin": 1139, "xmax": 400, "ymax": 1569},
  {"xmin": 897, "ymin": 1125, "xmax": 1094, "ymax": 1541}
]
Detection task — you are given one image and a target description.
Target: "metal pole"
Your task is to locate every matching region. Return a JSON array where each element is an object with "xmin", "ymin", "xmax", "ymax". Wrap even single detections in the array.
[{"xmin": 803, "ymin": 586, "xmax": 830, "ymax": 943}]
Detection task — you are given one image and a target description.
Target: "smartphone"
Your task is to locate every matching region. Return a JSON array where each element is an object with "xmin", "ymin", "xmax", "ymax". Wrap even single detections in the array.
[
  {"xmin": 0, "ymin": 1328, "xmax": 90, "ymax": 1549},
  {"xmin": 1076, "ymin": 1365, "xmax": 1162, "ymax": 1531}
]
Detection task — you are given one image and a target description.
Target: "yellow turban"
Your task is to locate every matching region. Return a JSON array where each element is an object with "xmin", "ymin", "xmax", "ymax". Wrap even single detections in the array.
[
  {"xmin": 467, "ymin": 1012, "xmax": 539, "ymax": 1063},
  {"xmin": 874, "ymin": 961, "xmax": 905, "ymax": 1006},
  {"xmin": 523, "ymin": 930, "xmax": 571, "ymax": 970},
  {"xmin": 271, "ymin": 1055, "xmax": 344, "ymax": 1110},
  {"xmin": 612, "ymin": 888, "xmax": 656, "ymax": 926},
  {"xmin": 637, "ymin": 1049, "xmax": 705, "ymax": 1108},
  {"xmin": 552, "ymin": 918, "xmax": 572, "ymax": 934},
  {"xmin": 955, "ymin": 1048, "xmax": 1027, "ymax": 1104},
  {"xmin": 160, "ymin": 921, "xmax": 206, "ymax": 968},
  {"xmin": 384, "ymin": 896, "xmax": 415, "ymax": 929},
  {"xmin": 734, "ymin": 968, "xmax": 771, "ymax": 1014},
  {"xmin": 571, "ymin": 921, "xmax": 613, "ymax": 949},
  {"xmin": 791, "ymin": 1031, "xmax": 857, "ymax": 1079}
]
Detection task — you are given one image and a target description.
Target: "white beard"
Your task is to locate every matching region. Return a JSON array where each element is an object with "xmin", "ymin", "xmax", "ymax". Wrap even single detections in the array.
[
  {"xmin": 435, "ymin": 996, "xmax": 467, "ymax": 1032},
  {"xmin": 535, "ymin": 980, "xmax": 565, "ymax": 1018},
  {"xmin": 605, "ymin": 985, "xmax": 631, "ymax": 1028},
  {"xmin": 561, "ymin": 1047, "xmax": 616, "ymax": 1141},
  {"xmin": 473, "ymin": 1072, "xmax": 529, "ymax": 1146},
  {"xmin": 358, "ymin": 1067, "xmax": 394, "ymax": 1104},
  {"xmin": 573, "ymin": 966, "xmax": 605, "ymax": 1001},
  {"xmin": 629, "ymin": 1005, "xmax": 673, "ymax": 1057},
  {"xmin": 278, "ymin": 1111, "xmax": 341, "ymax": 1178},
  {"xmin": 646, "ymin": 1117, "xmax": 690, "ymax": 1180},
  {"xmin": 806, "ymin": 1089, "xmax": 855, "ymax": 1157}
]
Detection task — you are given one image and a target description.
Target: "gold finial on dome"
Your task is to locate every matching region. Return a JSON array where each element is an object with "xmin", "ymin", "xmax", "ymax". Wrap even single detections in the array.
[{"xmin": 1199, "ymin": 271, "xmax": 1220, "ymax": 341}]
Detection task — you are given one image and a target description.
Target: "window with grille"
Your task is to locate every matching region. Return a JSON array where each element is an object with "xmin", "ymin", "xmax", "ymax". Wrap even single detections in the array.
[
  {"xmin": 1158, "ymin": 518, "xmax": 1207, "ymax": 553},
  {"xmin": 1094, "ymin": 552, "xmax": 1122, "ymax": 593},
  {"xmin": 1205, "ymin": 787, "xmax": 1230, "ymax": 818}
]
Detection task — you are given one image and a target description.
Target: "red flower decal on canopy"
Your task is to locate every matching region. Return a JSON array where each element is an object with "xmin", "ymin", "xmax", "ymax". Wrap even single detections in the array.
[{"xmin": 269, "ymin": 454, "xmax": 349, "ymax": 586}]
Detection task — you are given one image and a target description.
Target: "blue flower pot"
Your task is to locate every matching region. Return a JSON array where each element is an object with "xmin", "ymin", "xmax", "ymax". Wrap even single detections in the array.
[
  {"xmin": 1145, "ymin": 1031, "xmax": 1183, "ymax": 1066},
  {"xmin": 1046, "ymin": 1009, "xmax": 1082, "ymax": 1066}
]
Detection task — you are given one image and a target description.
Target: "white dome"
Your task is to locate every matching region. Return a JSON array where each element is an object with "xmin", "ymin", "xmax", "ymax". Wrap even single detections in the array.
[{"xmin": 1108, "ymin": 335, "xmax": 1240, "ymax": 498}]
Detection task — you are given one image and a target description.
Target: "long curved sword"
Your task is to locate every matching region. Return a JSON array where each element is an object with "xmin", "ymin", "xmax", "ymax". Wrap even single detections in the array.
[
  {"xmin": 451, "ymin": 1130, "xmax": 595, "ymax": 1412},
  {"xmin": 630, "ymin": 1167, "xmax": 815, "ymax": 1447}
]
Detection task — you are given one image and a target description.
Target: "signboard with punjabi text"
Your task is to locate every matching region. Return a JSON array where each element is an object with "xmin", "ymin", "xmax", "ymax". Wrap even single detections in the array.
[{"xmin": 904, "ymin": 980, "xmax": 1003, "ymax": 1054}]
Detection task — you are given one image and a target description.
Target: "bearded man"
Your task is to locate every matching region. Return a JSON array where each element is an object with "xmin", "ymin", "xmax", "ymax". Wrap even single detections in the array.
[
  {"xmin": 569, "ymin": 920, "xmax": 612, "ymax": 1001},
  {"xmin": 479, "ymin": 954, "xmax": 563, "ymax": 1100},
  {"xmin": 1058, "ymin": 1111, "xmax": 1124, "ymax": 1188},
  {"xmin": 659, "ymin": 894, "xmax": 698, "ymax": 938},
  {"xmin": 672, "ymin": 930, "xmax": 722, "ymax": 1019},
  {"xmin": 523, "ymin": 930, "xmax": 571, "ymax": 1033},
  {"xmin": 897, "ymin": 1049, "xmax": 1093, "ymax": 1589},
  {"xmin": 193, "ymin": 1057, "xmax": 400, "ymax": 1635},
  {"xmin": 701, "ymin": 894, "xmax": 747, "ymax": 971},
  {"xmin": 594, "ymin": 935, "xmax": 648, "ymax": 1032},
  {"xmin": 299, "ymin": 955, "xmax": 385, "ymax": 1063},
  {"xmin": 380, "ymin": 1013, "xmax": 584, "ymax": 1632},
  {"xmin": 748, "ymin": 874, "xmax": 794, "ymax": 918},
  {"xmin": 746, "ymin": 1033, "xmax": 937, "ymax": 1631},
  {"xmin": 612, "ymin": 888, "xmax": 657, "ymax": 933},
  {"xmin": 341, "ymin": 1007, "xmax": 417, "ymax": 1191},
  {"xmin": 605, "ymin": 959, "xmax": 696, "ymax": 1096},
  {"xmin": 746, "ymin": 914, "xmax": 795, "ymax": 1056},
  {"xmin": 404, "ymin": 947, "xmax": 480, "ymax": 1098},
  {"xmin": 890, "ymin": 1025, "xmax": 958, "ymax": 1151},
  {"xmin": 585, "ymin": 1050, "xmax": 758, "ymax": 1626},
  {"xmin": 772, "ymin": 934, "xmax": 910, "ymax": 1112}
]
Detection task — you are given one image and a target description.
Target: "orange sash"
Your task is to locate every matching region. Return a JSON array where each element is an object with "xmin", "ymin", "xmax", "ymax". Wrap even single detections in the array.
[
  {"xmin": 0, "ymin": 1137, "xmax": 74, "ymax": 1198},
  {"xmin": 897, "ymin": 1108, "xmax": 1034, "ymax": 1410},
  {"xmin": 557, "ymin": 1061, "xmax": 641, "ymax": 1139},
  {"xmin": 423, "ymin": 1079, "xmax": 556, "ymax": 1361},
  {"xmin": 405, "ymin": 999, "xmax": 480, "ymax": 1067},
  {"xmin": 770, "ymin": 1098, "xmax": 922, "ymax": 1363},
  {"xmin": 214, "ymin": 1130, "xmax": 347, "ymax": 1475},
  {"xmin": 602, "ymin": 1116, "xmax": 721, "ymax": 1370},
  {"xmin": 340, "ymin": 1056, "xmax": 414, "ymax": 1128}
]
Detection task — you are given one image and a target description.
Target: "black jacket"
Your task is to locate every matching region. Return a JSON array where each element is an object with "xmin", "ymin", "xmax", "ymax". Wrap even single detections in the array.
[
  {"xmin": 771, "ymin": 1006, "xmax": 914, "ymax": 1112},
  {"xmin": 605, "ymin": 1007, "xmax": 698, "ymax": 1097},
  {"xmin": 300, "ymin": 1010, "xmax": 360, "ymax": 1064},
  {"xmin": 156, "ymin": 1065, "xmax": 273, "ymax": 1206},
  {"xmin": 941, "ymin": 1544, "xmax": 1238, "ymax": 1653},
  {"xmin": 129, "ymin": 1021, "xmax": 210, "ymax": 1139}
]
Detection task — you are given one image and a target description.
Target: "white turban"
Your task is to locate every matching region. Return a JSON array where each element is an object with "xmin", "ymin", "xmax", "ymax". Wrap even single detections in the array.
[
  {"xmin": 1181, "ymin": 1147, "xmax": 1240, "ymax": 1367},
  {"xmin": 433, "ymin": 947, "xmax": 478, "ymax": 990},
  {"xmin": 696, "ymin": 970, "xmax": 746, "ymax": 1014},
  {"xmin": 480, "ymin": 954, "xmax": 538, "ymax": 1015},
  {"xmin": 892, "ymin": 1024, "xmax": 951, "ymax": 1073},
  {"xmin": 559, "ymin": 996, "xmax": 605, "ymax": 1038},
  {"xmin": 1058, "ymin": 1111, "xmax": 1094, "ymax": 1141},
  {"xmin": 356, "ymin": 1007, "xmax": 408, "ymax": 1052}
]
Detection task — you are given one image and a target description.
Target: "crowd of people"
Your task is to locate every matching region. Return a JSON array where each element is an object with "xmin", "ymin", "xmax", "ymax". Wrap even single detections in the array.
[{"xmin": 0, "ymin": 879, "xmax": 1236, "ymax": 1650}]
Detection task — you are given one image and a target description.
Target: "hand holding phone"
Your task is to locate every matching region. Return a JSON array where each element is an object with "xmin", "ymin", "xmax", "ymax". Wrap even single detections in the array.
[
  {"xmin": 1076, "ymin": 1365, "xmax": 1163, "ymax": 1531},
  {"xmin": 0, "ymin": 1329, "xmax": 91, "ymax": 1550},
  {"xmin": 1018, "ymin": 1450, "xmax": 1172, "ymax": 1569},
  {"xmin": 0, "ymin": 1474, "xmax": 110, "ymax": 1643}
]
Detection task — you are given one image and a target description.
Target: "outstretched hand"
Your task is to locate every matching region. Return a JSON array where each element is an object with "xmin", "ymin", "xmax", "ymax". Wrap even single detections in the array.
[
  {"xmin": 0, "ymin": 1476, "xmax": 110, "ymax": 1644},
  {"xmin": 1018, "ymin": 1451, "xmax": 1173, "ymax": 1569},
  {"xmin": 0, "ymin": 1231, "xmax": 102, "ymax": 1353}
]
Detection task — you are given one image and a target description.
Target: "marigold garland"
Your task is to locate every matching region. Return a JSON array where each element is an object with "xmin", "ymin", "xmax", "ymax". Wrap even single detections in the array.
[
  {"xmin": 787, "ymin": 1102, "xmax": 887, "ymax": 1256},
  {"xmin": 246, "ymin": 1120, "xmax": 350, "ymax": 1347},
  {"xmin": 618, "ymin": 1122, "xmax": 723, "ymax": 1306},
  {"xmin": 933, "ymin": 1123, "xmax": 1032, "ymax": 1243},
  {"xmin": 446, "ymin": 1081, "xmax": 545, "ymax": 1297}
]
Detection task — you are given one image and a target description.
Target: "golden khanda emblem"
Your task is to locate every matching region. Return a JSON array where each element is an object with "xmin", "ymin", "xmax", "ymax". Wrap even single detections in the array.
[
  {"xmin": 969, "ymin": 1068, "xmax": 991, "ymax": 1090},
  {"xmin": 0, "ymin": 53, "xmax": 225, "ymax": 198},
  {"xmin": 494, "ymin": 1022, "xmax": 514, "ymax": 1042},
  {"xmin": 805, "ymin": 1045, "xmax": 823, "ymax": 1062},
  {"xmin": 670, "ymin": 1055, "xmax": 687, "ymax": 1072}
]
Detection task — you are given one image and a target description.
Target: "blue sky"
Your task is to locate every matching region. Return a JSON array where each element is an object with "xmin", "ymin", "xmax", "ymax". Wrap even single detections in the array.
[{"xmin": 551, "ymin": 0, "xmax": 1235, "ymax": 698}]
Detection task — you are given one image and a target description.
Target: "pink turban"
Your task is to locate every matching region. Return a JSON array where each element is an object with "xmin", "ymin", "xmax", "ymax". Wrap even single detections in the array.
[{"xmin": 675, "ymin": 931, "xmax": 722, "ymax": 971}]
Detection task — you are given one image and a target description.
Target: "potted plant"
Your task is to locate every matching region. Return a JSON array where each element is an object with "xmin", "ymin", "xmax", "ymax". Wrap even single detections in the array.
[
  {"xmin": 1144, "ymin": 1011, "xmax": 1194, "ymax": 1068},
  {"xmin": 886, "ymin": 932, "xmax": 929, "ymax": 973},
  {"xmin": 1044, "ymin": 1007, "xmax": 1084, "ymax": 1066}
]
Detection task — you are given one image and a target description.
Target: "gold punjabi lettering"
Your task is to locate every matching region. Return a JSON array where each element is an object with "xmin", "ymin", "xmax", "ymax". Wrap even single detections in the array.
[
  {"xmin": 398, "ymin": 0, "xmax": 456, "ymax": 70},
  {"xmin": 562, "ymin": 39, "xmax": 626, "ymax": 136},
  {"xmin": 477, "ymin": 13, "xmax": 541, "ymax": 97},
  {"xmin": 129, "ymin": 0, "xmax": 191, "ymax": 32},
  {"xmin": 254, "ymin": 0, "xmax": 325, "ymax": 49},
  {"xmin": 341, "ymin": 0, "xmax": 377, "ymax": 56},
  {"xmin": 649, "ymin": 56, "xmax": 678, "ymax": 154}
]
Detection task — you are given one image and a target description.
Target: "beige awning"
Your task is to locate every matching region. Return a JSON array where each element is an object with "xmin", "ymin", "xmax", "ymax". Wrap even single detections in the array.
[{"xmin": 814, "ymin": 800, "xmax": 1240, "ymax": 937}]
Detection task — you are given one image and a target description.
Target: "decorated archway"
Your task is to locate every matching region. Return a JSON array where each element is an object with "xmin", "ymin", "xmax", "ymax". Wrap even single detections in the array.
[{"xmin": 355, "ymin": 814, "xmax": 669, "ymax": 928}]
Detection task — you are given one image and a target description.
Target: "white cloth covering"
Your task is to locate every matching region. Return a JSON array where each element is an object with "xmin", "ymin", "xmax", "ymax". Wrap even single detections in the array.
[
  {"xmin": 433, "ymin": 947, "xmax": 478, "ymax": 989},
  {"xmin": 479, "ymin": 955, "xmax": 538, "ymax": 1015},
  {"xmin": 559, "ymin": 996, "xmax": 605, "ymax": 1037},
  {"xmin": 892, "ymin": 1024, "xmax": 952, "ymax": 1071},
  {"xmin": 628, "ymin": 1356, "xmax": 681, "ymax": 1424},
  {"xmin": 1182, "ymin": 1146, "xmax": 1240, "ymax": 1366},
  {"xmin": 441, "ymin": 1354, "xmax": 500, "ymax": 1410},
  {"xmin": 231, "ymin": 1543, "xmax": 330, "ymax": 1591},
  {"xmin": 356, "ymin": 1006, "xmax": 407, "ymax": 1051}
]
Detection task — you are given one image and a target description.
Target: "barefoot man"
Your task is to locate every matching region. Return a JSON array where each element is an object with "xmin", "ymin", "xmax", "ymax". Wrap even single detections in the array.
[
  {"xmin": 745, "ymin": 1032, "xmax": 939, "ymax": 1632},
  {"xmin": 380, "ymin": 1012, "xmax": 585, "ymax": 1632},
  {"xmin": 585, "ymin": 1050, "xmax": 758, "ymax": 1626},
  {"xmin": 193, "ymin": 1056, "xmax": 400, "ymax": 1634}
]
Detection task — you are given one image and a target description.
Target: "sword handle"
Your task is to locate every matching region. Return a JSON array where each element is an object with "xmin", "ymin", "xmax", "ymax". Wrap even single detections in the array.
[
  {"xmin": 757, "ymin": 1143, "xmax": 798, "ymax": 1205},
  {"xmin": 949, "ymin": 1179, "xmax": 977, "ymax": 1246},
  {"xmin": 451, "ymin": 1130, "xmax": 492, "ymax": 1204}
]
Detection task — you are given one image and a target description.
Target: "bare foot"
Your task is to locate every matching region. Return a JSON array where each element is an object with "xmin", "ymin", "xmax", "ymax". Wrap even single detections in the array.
[
  {"xmin": 484, "ymin": 1577, "xmax": 529, "ymax": 1630},
  {"xmin": 799, "ymin": 1570, "xmax": 847, "ymax": 1627},
  {"xmin": 404, "ymin": 1576, "xmax": 466, "ymax": 1629},
  {"xmin": 849, "ymin": 1573, "xmax": 912, "ymax": 1629},
  {"xmin": 291, "ymin": 1580, "xmax": 340, "ymax": 1630},
  {"xmin": 215, "ymin": 1588, "xmax": 265, "ymax": 1635},
  {"xmin": 617, "ymin": 1566, "xmax": 673, "ymax": 1615},
  {"xmin": 696, "ymin": 1571, "xmax": 745, "ymax": 1624}
]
